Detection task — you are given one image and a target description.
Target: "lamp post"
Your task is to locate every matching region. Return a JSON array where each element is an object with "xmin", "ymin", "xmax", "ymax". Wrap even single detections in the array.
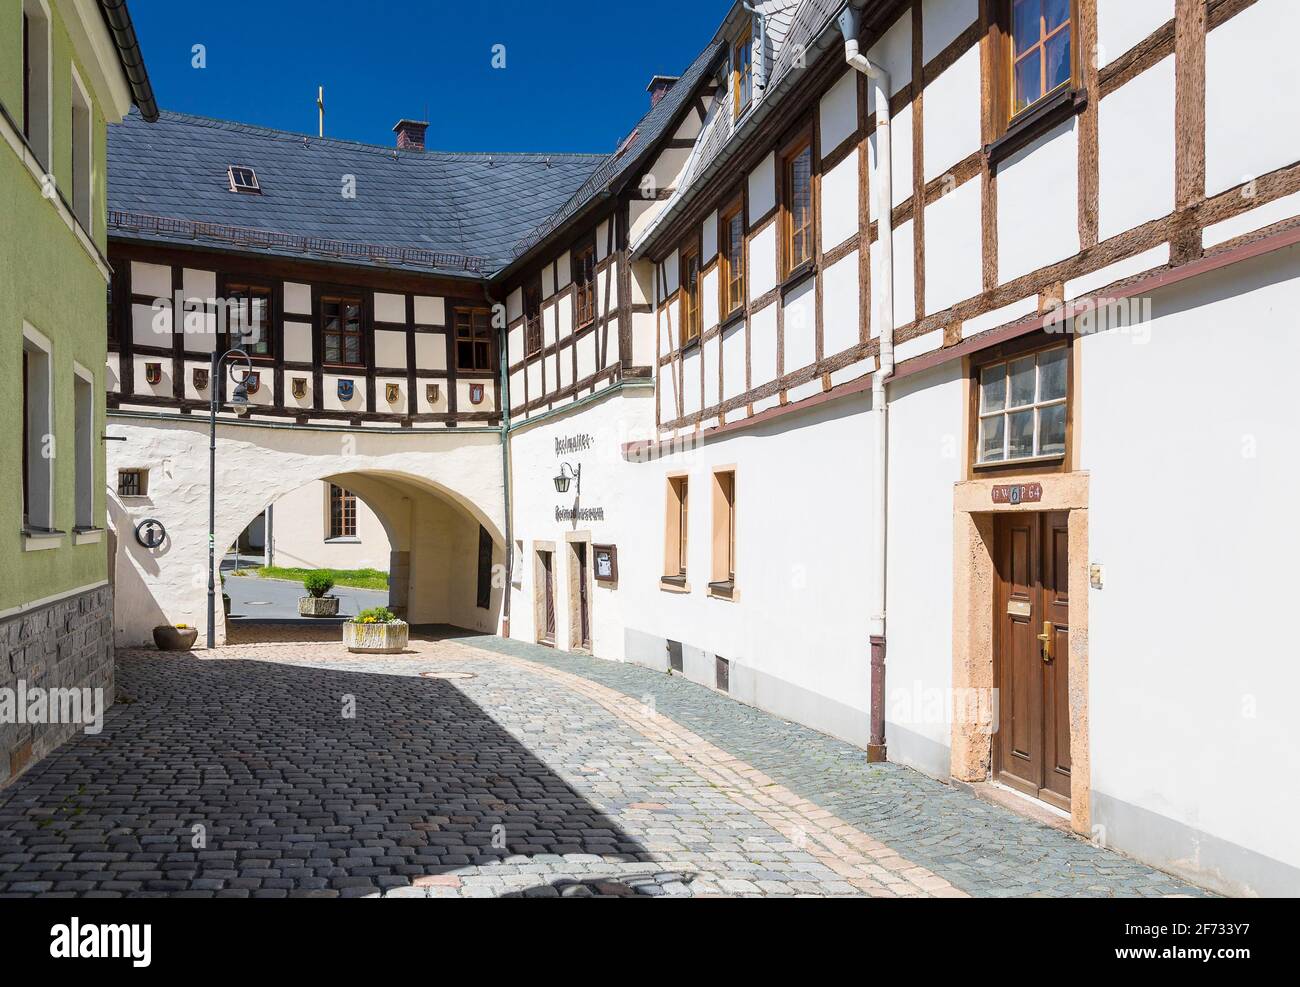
[{"xmin": 207, "ymin": 348, "xmax": 253, "ymax": 650}]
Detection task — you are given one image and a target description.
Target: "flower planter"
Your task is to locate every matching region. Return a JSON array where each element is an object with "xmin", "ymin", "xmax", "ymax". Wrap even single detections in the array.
[
  {"xmin": 153, "ymin": 625, "xmax": 199, "ymax": 651},
  {"xmin": 299, "ymin": 596, "xmax": 340, "ymax": 618},
  {"xmin": 343, "ymin": 621, "xmax": 410, "ymax": 655}
]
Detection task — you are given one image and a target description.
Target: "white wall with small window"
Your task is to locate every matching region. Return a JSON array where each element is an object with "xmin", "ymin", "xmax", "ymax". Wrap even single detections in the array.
[
  {"xmin": 622, "ymin": 392, "xmax": 881, "ymax": 748},
  {"xmin": 264, "ymin": 480, "xmax": 392, "ymax": 571}
]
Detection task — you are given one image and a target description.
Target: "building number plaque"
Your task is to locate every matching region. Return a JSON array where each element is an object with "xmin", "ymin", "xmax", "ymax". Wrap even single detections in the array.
[{"xmin": 991, "ymin": 483, "xmax": 1043, "ymax": 505}]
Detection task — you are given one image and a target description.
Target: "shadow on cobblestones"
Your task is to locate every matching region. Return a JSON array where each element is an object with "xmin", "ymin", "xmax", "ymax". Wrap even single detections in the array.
[
  {"xmin": 0, "ymin": 655, "xmax": 643, "ymax": 898},
  {"xmin": 441, "ymin": 629, "xmax": 1210, "ymax": 898}
]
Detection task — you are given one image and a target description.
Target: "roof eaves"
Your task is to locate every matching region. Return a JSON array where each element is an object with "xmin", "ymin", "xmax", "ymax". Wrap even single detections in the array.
[
  {"xmin": 494, "ymin": 41, "xmax": 728, "ymax": 285},
  {"xmin": 97, "ymin": 0, "xmax": 158, "ymax": 122},
  {"xmin": 631, "ymin": 0, "xmax": 851, "ymax": 259}
]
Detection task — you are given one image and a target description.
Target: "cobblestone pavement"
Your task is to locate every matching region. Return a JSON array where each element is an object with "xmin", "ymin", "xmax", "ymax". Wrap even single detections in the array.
[{"xmin": 0, "ymin": 632, "xmax": 1208, "ymax": 898}]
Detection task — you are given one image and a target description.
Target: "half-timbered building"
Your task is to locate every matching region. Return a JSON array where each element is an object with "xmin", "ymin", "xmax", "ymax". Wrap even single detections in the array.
[
  {"xmin": 105, "ymin": 110, "xmax": 601, "ymax": 643},
  {"xmin": 103, "ymin": 0, "xmax": 1300, "ymax": 896},
  {"xmin": 610, "ymin": 0, "xmax": 1300, "ymax": 897}
]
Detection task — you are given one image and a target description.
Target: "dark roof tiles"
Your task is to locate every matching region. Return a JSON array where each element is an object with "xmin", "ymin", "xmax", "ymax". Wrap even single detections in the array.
[{"xmin": 108, "ymin": 110, "xmax": 603, "ymax": 275}]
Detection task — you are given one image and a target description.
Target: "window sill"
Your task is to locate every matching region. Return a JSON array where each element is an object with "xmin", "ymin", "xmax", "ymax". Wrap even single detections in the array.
[
  {"xmin": 73, "ymin": 527, "xmax": 105, "ymax": 546},
  {"xmin": 659, "ymin": 576, "xmax": 691, "ymax": 594},
  {"xmin": 680, "ymin": 335, "xmax": 701, "ymax": 353},
  {"xmin": 780, "ymin": 261, "xmax": 816, "ymax": 294},
  {"xmin": 974, "ymin": 454, "xmax": 1066, "ymax": 472},
  {"xmin": 985, "ymin": 86, "xmax": 1087, "ymax": 168},
  {"xmin": 22, "ymin": 528, "xmax": 67, "ymax": 552},
  {"xmin": 720, "ymin": 309, "xmax": 745, "ymax": 332},
  {"xmin": 707, "ymin": 580, "xmax": 737, "ymax": 602},
  {"xmin": 324, "ymin": 537, "xmax": 362, "ymax": 545},
  {"xmin": 0, "ymin": 107, "xmax": 110, "ymax": 281}
]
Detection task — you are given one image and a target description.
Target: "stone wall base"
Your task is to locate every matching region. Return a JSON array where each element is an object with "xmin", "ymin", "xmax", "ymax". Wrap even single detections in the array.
[{"xmin": 0, "ymin": 585, "xmax": 114, "ymax": 790}]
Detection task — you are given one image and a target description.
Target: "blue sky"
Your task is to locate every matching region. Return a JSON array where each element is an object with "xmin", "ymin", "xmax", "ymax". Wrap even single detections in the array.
[{"xmin": 129, "ymin": 0, "xmax": 725, "ymax": 153}]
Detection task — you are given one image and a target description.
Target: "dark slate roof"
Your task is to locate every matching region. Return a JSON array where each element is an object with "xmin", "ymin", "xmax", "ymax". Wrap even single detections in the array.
[
  {"xmin": 107, "ymin": 110, "xmax": 604, "ymax": 277},
  {"xmin": 508, "ymin": 38, "xmax": 728, "ymax": 265}
]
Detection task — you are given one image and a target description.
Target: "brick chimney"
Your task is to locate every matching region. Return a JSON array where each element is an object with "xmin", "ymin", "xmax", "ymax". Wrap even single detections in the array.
[
  {"xmin": 393, "ymin": 119, "xmax": 429, "ymax": 152},
  {"xmin": 647, "ymin": 76, "xmax": 679, "ymax": 108}
]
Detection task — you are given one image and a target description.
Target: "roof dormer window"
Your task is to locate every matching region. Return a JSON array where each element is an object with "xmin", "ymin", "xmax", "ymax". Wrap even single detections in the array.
[
  {"xmin": 733, "ymin": 24, "xmax": 754, "ymax": 120},
  {"xmin": 227, "ymin": 165, "xmax": 261, "ymax": 194}
]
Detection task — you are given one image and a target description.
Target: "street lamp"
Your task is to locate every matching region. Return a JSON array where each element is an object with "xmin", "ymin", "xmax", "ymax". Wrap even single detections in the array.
[
  {"xmin": 207, "ymin": 348, "xmax": 253, "ymax": 650},
  {"xmin": 554, "ymin": 462, "xmax": 581, "ymax": 495}
]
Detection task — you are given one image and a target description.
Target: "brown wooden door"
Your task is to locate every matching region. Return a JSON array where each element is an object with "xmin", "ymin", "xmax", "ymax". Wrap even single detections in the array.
[
  {"xmin": 541, "ymin": 551, "xmax": 555, "ymax": 644},
  {"xmin": 993, "ymin": 511, "xmax": 1071, "ymax": 810},
  {"xmin": 576, "ymin": 543, "xmax": 591, "ymax": 648}
]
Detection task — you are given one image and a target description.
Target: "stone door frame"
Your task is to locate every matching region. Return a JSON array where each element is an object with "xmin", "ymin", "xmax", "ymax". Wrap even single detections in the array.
[{"xmin": 950, "ymin": 472, "xmax": 1091, "ymax": 836}]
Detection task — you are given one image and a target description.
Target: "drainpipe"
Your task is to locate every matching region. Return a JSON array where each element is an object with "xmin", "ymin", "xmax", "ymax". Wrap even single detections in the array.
[
  {"xmin": 838, "ymin": 3, "xmax": 893, "ymax": 763},
  {"xmin": 490, "ymin": 291, "xmax": 514, "ymax": 638}
]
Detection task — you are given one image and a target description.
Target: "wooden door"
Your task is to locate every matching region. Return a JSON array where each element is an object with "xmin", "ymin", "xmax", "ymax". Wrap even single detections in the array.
[
  {"xmin": 993, "ymin": 511, "xmax": 1071, "ymax": 810},
  {"xmin": 540, "ymin": 551, "xmax": 555, "ymax": 645},
  {"xmin": 576, "ymin": 543, "xmax": 591, "ymax": 648}
]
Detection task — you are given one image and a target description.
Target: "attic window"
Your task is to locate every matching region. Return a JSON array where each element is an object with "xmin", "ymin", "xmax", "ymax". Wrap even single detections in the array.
[{"xmin": 228, "ymin": 165, "xmax": 261, "ymax": 194}]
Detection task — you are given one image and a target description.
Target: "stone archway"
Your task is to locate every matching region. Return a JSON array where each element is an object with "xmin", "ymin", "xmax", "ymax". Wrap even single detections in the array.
[{"xmin": 107, "ymin": 415, "xmax": 507, "ymax": 646}]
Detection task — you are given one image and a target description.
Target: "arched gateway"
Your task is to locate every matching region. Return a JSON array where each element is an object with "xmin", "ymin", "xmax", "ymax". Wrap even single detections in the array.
[{"xmin": 107, "ymin": 415, "xmax": 506, "ymax": 646}]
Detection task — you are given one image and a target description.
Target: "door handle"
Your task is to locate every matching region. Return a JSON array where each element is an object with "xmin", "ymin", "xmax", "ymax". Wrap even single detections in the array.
[{"xmin": 1037, "ymin": 621, "xmax": 1054, "ymax": 663}]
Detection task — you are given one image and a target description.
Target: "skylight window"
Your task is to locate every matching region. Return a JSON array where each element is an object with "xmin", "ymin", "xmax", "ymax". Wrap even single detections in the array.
[{"xmin": 227, "ymin": 165, "xmax": 261, "ymax": 194}]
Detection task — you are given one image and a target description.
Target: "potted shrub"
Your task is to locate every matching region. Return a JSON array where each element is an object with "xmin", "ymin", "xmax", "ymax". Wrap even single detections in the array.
[
  {"xmin": 153, "ymin": 623, "xmax": 199, "ymax": 651},
  {"xmin": 299, "ymin": 572, "xmax": 340, "ymax": 617},
  {"xmin": 343, "ymin": 607, "xmax": 409, "ymax": 654}
]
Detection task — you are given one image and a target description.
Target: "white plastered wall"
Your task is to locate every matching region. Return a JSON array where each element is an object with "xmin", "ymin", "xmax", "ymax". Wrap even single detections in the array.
[
  {"xmin": 107, "ymin": 417, "xmax": 505, "ymax": 645},
  {"xmin": 1080, "ymin": 244, "xmax": 1300, "ymax": 895},
  {"xmin": 268, "ymin": 480, "xmax": 393, "ymax": 571}
]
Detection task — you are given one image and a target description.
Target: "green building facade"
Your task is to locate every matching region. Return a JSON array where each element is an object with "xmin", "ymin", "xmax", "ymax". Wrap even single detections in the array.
[{"xmin": 1, "ymin": 0, "xmax": 154, "ymax": 786}]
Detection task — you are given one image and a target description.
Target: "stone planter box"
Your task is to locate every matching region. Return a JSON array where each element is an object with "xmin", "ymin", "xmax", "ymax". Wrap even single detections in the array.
[
  {"xmin": 344, "ymin": 621, "xmax": 410, "ymax": 654},
  {"xmin": 299, "ymin": 596, "xmax": 340, "ymax": 618},
  {"xmin": 153, "ymin": 625, "xmax": 199, "ymax": 651}
]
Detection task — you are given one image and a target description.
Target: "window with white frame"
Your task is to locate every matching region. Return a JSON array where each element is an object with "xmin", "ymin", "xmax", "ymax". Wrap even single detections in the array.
[
  {"xmin": 977, "ymin": 344, "xmax": 1068, "ymax": 464},
  {"xmin": 70, "ymin": 66, "xmax": 93, "ymax": 232},
  {"xmin": 21, "ymin": 0, "xmax": 52, "ymax": 170},
  {"xmin": 22, "ymin": 326, "xmax": 54, "ymax": 531},
  {"xmin": 73, "ymin": 368, "xmax": 94, "ymax": 530}
]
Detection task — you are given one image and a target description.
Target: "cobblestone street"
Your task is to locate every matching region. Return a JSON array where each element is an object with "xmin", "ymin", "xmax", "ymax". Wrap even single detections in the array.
[{"xmin": 0, "ymin": 633, "xmax": 1208, "ymax": 898}]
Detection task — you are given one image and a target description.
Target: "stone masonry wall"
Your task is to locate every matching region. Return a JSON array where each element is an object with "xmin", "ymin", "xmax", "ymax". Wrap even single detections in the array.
[{"xmin": 0, "ymin": 585, "xmax": 114, "ymax": 789}]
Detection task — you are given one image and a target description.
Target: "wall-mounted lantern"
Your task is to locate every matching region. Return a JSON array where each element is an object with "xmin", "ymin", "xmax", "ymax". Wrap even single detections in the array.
[
  {"xmin": 554, "ymin": 462, "xmax": 581, "ymax": 495},
  {"xmin": 228, "ymin": 376, "xmax": 252, "ymax": 416}
]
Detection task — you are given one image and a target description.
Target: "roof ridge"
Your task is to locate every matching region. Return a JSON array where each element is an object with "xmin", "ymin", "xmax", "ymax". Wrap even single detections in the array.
[{"xmin": 143, "ymin": 109, "xmax": 607, "ymax": 161}]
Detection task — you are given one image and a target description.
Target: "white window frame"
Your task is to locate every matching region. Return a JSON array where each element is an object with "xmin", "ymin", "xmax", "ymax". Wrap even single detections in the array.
[
  {"xmin": 976, "ymin": 343, "xmax": 1069, "ymax": 465},
  {"xmin": 22, "ymin": 323, "xmax": 55, "ymax": 535},
  {"xmin": 228, "ymin": 165, "xmax": 261, "ymax": 194},
  {"xmin": 72, "ymin": 362, "xmax": 95, "ymax": 531},
  {"xmin": 22, "ymin": 0, "xmax": 53, "ymax": 171},
  {"xmin": 70, "ymin": 64, "xmax": 94, "ymax": 235}
]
